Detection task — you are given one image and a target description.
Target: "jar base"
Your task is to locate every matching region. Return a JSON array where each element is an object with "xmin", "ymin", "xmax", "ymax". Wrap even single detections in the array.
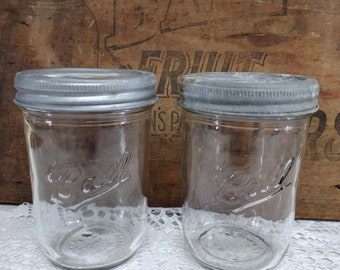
[
  {"xmin": 186, "ymin": 225, "xmax": 285, "ymax": 270},
  {"xmin": 46, "ymin": 223, "xmax": 142, "ymax": 269}
]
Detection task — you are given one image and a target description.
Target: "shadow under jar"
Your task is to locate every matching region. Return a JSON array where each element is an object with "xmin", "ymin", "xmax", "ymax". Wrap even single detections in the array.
[
  {"xmin": 177, "ymin": 72, "xmax": 319, "ymax": 270},
  {"xmin": 14, "ymin": 68, "xmax": 157, "ymax": 269}
]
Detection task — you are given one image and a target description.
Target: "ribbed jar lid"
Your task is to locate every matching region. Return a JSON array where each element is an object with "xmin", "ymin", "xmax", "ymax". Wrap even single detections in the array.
[
  {"xmin": 177, "ymin": 72, "xmax": 319, "ymax": 117},
  {"xmin": 14, "ymin": 68, "xmax": 158, "ymax": 112}
]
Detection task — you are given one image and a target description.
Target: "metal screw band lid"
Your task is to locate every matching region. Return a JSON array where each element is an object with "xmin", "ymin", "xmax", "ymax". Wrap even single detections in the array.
[
  {"xmin": 177, "ymin": 72, "xmax": 319, "ymax": 117},
  {"xmin": 14, "ymin": 68, "xmax": 158, "ymax": 112}
]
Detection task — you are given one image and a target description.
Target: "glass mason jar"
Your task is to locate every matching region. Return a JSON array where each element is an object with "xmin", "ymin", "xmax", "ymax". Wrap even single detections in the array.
[
  {"xmin": 177, "ymin": 72, "xmax": 319, "ymax": 270},
  {"xmin": 14, "ymin": 68, "xmax": 157, "ymax": 269}
]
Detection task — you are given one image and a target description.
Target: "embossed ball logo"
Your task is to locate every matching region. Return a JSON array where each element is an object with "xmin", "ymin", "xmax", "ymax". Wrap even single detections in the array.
[{"xmin": 47, "ymin": 152, "xmax": 131, "ymax": 209}]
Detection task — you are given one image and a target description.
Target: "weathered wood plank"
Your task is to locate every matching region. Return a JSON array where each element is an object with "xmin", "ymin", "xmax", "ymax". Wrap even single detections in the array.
[{"xmin": 1, "ymin": 0, "xmax": 339, "ymax": 220}]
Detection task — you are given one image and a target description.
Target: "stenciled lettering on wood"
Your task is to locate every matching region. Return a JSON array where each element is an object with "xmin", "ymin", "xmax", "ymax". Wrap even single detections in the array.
[
  {"xmin": 97, "ymin": 0, "xmax": 340, "ymax": 217},
  {"xmin": 160, "ymin": 0, "xmax": 287, "ymax": 33},
  {"xmin": 308, "ymin": 110, "xmax": 340, "ymax": 161},
  {"xmin": 139, "ymin": 50, "xmax": 267, "ymax": 138},
  {"xmin": 103, "ymin": 0, "xmax": 273, "ymax": 141},
  {"xmin": 105, "ymin": 0, "xmax": 288, "ymax": 50},
  {"xmin": 100, "ymin": 0, "xmax": 340, "ymax": 162}
]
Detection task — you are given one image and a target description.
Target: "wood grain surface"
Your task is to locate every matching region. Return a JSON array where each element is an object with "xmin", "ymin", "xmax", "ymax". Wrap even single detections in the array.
[{"xmin": 0, "ymin": 0, "xmax": 339, "ymax": 220}]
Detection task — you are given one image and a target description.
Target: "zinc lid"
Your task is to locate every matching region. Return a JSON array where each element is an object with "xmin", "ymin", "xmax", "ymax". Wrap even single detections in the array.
[
  {"xmin": 177, "ymin": 72, "xmax": 319, "ymax": 117},
  {"xmin": 14, "ymin": 68, "xmax": 157, "ymax": 112}
]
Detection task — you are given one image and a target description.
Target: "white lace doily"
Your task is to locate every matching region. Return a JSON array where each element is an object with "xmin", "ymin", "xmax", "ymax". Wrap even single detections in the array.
[{"xmin": 0, "ymin": 203, "xmax": 339, "ymax": 270}]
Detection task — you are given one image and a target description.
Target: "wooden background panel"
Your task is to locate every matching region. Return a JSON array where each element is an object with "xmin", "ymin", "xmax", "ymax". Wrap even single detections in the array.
[{"xmin": 0, "ymin": 0, "xmax": 339, "ymax": 220}]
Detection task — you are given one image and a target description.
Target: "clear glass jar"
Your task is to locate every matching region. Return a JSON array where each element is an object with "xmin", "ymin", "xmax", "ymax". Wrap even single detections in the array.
[
  {"xmin": 177, "ymin": 72, "xmax": 319, "ymax": 270},
  {"xmin": 14, "ymin": 68, "xmax": 157, "ymax": 269}
]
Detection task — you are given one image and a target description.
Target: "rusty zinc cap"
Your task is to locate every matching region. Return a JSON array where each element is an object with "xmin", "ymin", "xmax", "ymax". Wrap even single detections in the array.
[
  {"xmin": 177, "ymin": 72, "xmax": 319, "ymax": 117},
  {"xmin": 14, "ymin": 68, "xmax": 157, "ymax": 112}
]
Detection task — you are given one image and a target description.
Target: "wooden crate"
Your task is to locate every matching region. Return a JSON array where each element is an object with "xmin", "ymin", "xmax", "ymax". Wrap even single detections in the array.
[{"xmin": 0, "ymin": 0, "xmax": 339, "ymax": 220}]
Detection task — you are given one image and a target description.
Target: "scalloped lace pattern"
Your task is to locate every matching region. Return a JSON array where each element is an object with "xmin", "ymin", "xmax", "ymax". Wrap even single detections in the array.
[{"xmin": 0, "ymin": 204, "xmax": 339, "ymax": 270}]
